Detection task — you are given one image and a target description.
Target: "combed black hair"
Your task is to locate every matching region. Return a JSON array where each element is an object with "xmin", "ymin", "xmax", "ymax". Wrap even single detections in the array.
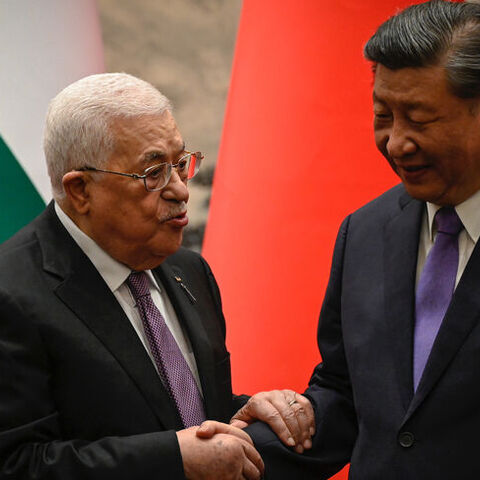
[{"xmin": 364, "ymin": 0, "xmax": 480, "ymax": 98}]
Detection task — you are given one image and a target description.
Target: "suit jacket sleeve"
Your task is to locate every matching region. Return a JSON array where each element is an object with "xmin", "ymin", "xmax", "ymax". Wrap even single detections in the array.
[
  {"xmin": 0, "ymin": 290, "xmax": 185, "ymax": 480},
  {"xmin": 198, "ymin": 254, "xmax": 249, "ymax": 416},
  {"xmin": 247, "ymin": 216, "xmax": 358, "ymax": 479}
]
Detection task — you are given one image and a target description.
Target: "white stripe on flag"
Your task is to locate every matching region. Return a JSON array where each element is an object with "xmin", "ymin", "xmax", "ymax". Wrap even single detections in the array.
[{"xmin": 0, "ymin": 0, "xmax": 104, "ymax": 203}]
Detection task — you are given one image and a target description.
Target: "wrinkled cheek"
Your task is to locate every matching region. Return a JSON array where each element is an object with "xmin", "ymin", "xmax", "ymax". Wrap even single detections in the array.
[
  {"xmin": 155, "ymin": 226, "xmax": 183, "ymax": 244},
  {"xmin": 378, "ymin": 149, "xmax": 397, "ymax": 175}
]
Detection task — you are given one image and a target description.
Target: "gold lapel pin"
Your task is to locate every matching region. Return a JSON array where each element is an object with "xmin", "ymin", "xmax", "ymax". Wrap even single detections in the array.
[{"xmin": 174, "ymin": 276, "xmax": 197, "ymax": 304}]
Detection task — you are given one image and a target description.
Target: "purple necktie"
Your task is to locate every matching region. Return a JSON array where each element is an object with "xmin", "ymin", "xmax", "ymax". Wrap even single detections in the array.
[
  {"xmin": 127, "ymin": 271, "xmax": 206, "ymax": 427},
  {"xmin": 413, "ymin": 207, "xmax": 463, "ymax": 390}
]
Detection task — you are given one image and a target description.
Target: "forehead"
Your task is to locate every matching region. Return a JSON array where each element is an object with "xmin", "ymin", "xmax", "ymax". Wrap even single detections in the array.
[
  {"xmin": 110, "ymin": 112, "xmax": 184, "ymax": 162},
  {"xmin": 373, "ymin": 64, "xmax": 451, "ymax": 108}
]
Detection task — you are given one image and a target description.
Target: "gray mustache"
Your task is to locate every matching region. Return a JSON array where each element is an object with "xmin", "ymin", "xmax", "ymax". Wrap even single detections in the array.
[{"xmin": 159, "ymin": 202, "xmax": 187, "ymax": 222}]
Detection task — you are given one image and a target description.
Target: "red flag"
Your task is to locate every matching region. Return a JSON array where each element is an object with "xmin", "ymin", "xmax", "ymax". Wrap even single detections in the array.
[{"xmin": 203, "ymin": 1, "xmax": 416, "ymax": 477}]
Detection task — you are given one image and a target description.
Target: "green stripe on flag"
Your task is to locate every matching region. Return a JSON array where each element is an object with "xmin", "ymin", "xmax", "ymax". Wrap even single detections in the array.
[{"xmin": 0, "ymin": 136, "xmax": 45, "ymax": 243}]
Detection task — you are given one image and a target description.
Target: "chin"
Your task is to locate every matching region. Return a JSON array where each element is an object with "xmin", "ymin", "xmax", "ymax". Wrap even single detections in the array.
[
  {"xmin": 131, "ymin": 255, "xmax": 170, "ymax": 271},
  {"xmin": 130, "ymin": 234, "xmax": 184, "ymax": 271},
  {"xmin": 151, "ymin": 241, "xmax": 183, "ymax": 267},
  {"xmin": 403, "ymin": 184, "xmax": 439, "ymax": 203}
]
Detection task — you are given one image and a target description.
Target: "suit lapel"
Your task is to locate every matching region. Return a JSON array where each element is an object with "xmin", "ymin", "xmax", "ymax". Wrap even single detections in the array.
[
  {"xmin": 36, "ymin": 204, "xmax": 183, "ymax": 430},
  {"xmin": 405, "ymin": 239, "xmax": 480, "ymax": 419},
  {"xmin": 155, "ymin": 262, "xmax": 221, "ymax": 419},
  {"xmin": 383, "ymin": 192, "xmax": 424, "ymax": 411}
]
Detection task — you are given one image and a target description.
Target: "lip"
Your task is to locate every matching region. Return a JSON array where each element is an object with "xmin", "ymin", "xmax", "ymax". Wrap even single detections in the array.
[
  {"xmin": 396, "ymin": 164, "xmax": 431, "ymax": 183},
  {"xmin": 164, "ymin": 211, "xmax": 188, "ymax": 227}
]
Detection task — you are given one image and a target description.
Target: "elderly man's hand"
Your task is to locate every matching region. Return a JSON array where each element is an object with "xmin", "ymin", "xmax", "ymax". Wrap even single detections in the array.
[
  {"xmin": 177, "ymin": 422, "xmax": 264, "ymax": 480},
  {"xmin": 230, "ymin": 389, "xmax": 315, "ymax": 454}
]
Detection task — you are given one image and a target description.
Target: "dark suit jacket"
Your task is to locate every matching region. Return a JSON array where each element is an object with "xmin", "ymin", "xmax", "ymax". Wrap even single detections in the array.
[
  {"xmin": 249, "ymin": 184, "xmax": 480, "ymax": 479},
  {"xmin": 0, "ymin": 202, "xmax": 246, "ymax": 479}
]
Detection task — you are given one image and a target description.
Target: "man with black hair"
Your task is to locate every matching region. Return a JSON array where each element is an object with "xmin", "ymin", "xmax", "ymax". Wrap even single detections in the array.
[{"xmin": 234, "ymin": 1, "xmax": 480, "ymax": 478}]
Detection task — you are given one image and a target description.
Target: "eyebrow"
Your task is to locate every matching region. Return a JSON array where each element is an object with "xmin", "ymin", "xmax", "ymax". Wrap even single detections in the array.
[
  {"xmin": 143, "ymin": 142, "xmax": 186, "ymax": 163},
  {"xmin": 372, "ymin": 93, "xmax": 436, "ymax": 112}
]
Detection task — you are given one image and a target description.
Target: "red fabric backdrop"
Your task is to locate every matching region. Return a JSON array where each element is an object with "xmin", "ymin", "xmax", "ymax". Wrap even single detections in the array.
[{"xmin": 203, "ymin": 1, "xmax": 419, "ymax": 478}]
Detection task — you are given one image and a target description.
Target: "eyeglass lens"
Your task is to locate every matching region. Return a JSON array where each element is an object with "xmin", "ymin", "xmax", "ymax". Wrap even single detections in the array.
[{"xmin": 144, "ymin": 153, "xmax": 200, "ymax": 191}]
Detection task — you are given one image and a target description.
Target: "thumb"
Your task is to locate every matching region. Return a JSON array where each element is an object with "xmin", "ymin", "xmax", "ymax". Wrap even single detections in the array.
[{"xmin": 196, "ymin": 420, "xmax": 219, "ymax": 438}]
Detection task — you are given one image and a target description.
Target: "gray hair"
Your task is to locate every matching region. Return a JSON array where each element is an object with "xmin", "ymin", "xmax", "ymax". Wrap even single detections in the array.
[
  {"xmin": 364, "ymin": 0, "xmax": 480, "ymax": 99},
  {"xmin": 44, "ymin": 72, "xmax": 172, "ymax": 200}
]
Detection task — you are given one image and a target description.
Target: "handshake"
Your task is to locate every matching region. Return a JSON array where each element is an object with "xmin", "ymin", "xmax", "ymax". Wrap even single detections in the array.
[{"xmin": 176, "ymin": 389, "xmax": 315, "ymax": 480}]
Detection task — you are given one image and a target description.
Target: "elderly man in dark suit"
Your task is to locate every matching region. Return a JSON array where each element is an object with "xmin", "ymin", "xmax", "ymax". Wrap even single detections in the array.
[
  {"xmin": 0, "ymin": 73, "xmax": 265, "ymax": 479},
  {"xmin": 225, "ymin": 1, "xmax": 480, "ymax": 478}
]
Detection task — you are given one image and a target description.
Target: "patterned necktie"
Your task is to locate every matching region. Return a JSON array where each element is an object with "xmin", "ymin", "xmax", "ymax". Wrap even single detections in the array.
[
  {"xmin": 127, "ymin": 271, "xmax": 206, "ymax": 427},
  {"xmin": 413, "ymin": 207, "xmax": 463, "ymax": 390}
]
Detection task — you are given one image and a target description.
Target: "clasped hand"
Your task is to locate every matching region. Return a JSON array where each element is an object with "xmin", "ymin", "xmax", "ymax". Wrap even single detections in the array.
[
  {"xmin": 229, "ymin": 389, "xmax": 315, "ymax": 453},
  {"xmin": 178, "ymin": 390, "xmax": 314, "ymax": 478},
  {"xmin": 177, "ymin": 422, "xmax": 264, "ymax": 480},
  {"xmin": 198, "ymin": 389, "xmax": 315, "ymax": 455}
]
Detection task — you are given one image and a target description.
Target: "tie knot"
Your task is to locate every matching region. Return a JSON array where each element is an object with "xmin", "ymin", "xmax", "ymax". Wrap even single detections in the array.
[
  {"xmin": 435, "ymin": 207, "xmax": 463, "ymax": 236},
  {"xmin": 127, "ymin": 271, "xmax": 150, "ymax": 299}
]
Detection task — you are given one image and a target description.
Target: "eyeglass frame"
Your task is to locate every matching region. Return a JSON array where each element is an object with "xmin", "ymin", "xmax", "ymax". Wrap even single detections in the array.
[{"xmin": 75, "ymin": 150, "xmax": 203, "ymax": 192}]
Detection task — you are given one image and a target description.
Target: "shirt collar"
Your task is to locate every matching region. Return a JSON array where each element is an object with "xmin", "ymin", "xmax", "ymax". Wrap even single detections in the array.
[
  {"xmin": 426, "ymin": 188, "xmax": 480, "ymax": 244},
  {"xmin": 54, "ymin": 202, "xmax": 160, "ymax": 293}
]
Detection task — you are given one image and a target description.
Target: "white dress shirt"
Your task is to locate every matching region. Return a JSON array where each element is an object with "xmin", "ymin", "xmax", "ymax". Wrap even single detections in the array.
[
  {"xmin": 416, "ymin": 189, "xmax": 480, "ymax": 289},
  {"xmin": 54, "ymin": 202, "xmax": 203, "ymax": 393}
]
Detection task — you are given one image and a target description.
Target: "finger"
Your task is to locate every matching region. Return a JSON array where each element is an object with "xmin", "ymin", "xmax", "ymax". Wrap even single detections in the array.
[
  {"xmin": 231, "ymin": 392, "xmax": 280, "ymax": 425},
  {"xmin": 265, "ymin": 390, "xmax": 307, "ymax": 446},
  {"xmin": 242, "ymin": 441, "xmax": 265, "ymax": 478},
  {"xmin": 291, "ymin": 403, "xmax": 310, "ymax": 451},
  {"xmin": 234, "ymin": 391, "xmax": 311, "ymax": 449},
  {"xmin": 225, "ymin": 425, "xmax": 254, "ymax": 445},
  {"xmin": 290, "ymin": 395, "xmax": 315, "ymax": 449},
  {"xmin": 197, "ymin": 421, "xmax": 255, "ymax": 445},
  {"xmin": 242, "ymin": 458, "xmax": 263, "ymax": 480},
  {"xmin": 278, "ymin": 390, "xmax": 315, "ymax": 446},
  {"xmin": 240, "ymin": 391, "xmax": 296, "ymax": 447},
  {"xmin": 231, "ymin": 404, "xmax": 255, "ymax": 425},
  {"xmin": 296, "ymin": 394, "xmax": 316, "ymax": 436},
  {"xmin": 230, "ymin": 418, "xmax": 249, "ymax": 429}
]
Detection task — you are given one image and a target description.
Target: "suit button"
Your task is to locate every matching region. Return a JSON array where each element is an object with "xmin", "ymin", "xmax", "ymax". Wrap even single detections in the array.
[{"xmin": 398, "ymin": 431, "xmax": 414, "ymax": 448}]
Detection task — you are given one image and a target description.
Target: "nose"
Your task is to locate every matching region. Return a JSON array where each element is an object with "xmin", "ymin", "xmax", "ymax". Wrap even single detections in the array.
[
  {"xmin": 161, "ymin": 169, "xmax": 189, "ymax": 203},
  {"xmin": 385, "ymin": 122, "xmax": 417, "ymax": 159}
]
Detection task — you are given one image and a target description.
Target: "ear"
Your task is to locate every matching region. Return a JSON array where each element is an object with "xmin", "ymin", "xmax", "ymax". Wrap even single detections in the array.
[{"xmin": 62, "ymin": 171, "xmax": 91, "ymax": 214}]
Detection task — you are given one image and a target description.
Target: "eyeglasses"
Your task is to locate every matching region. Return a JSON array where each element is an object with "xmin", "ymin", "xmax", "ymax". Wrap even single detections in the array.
[{"xmin": 77, "ymin": 151, "xmax": 203, "ymax": 192}]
